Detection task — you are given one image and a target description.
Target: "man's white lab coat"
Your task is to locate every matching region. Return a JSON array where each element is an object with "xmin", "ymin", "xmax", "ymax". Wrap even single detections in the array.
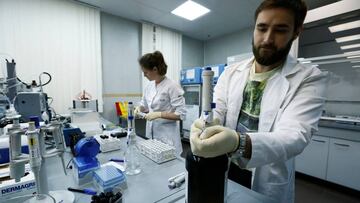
[{"xmin": 214, "ymin": 55, "xmax": 328, "ymax": 203}]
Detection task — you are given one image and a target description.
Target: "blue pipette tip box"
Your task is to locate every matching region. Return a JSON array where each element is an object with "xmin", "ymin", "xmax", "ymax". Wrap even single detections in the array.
[{"xmin": 93, "ymin": 165, "xmax": 126, "ymax": 193}]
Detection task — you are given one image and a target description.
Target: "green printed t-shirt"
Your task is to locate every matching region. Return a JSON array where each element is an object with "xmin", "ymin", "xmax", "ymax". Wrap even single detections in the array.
[{"xmin": 236, "ymin": 62, "xmax": 281, "ymax": 133}]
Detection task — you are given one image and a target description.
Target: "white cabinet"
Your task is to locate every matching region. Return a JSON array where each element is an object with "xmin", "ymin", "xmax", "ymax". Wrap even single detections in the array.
[
  {"xmin": 295, "ymin": 128, "xmax": 360, "ymax": 191},
  {"xmin": 296, "ymin": 135, "xmax": 329, "ymax": 179},
  {"xmin": 327, "ymin": 138, "xmax": 360, "ymax": 191}
]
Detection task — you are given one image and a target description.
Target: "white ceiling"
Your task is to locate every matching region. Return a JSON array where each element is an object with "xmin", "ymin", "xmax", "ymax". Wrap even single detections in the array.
[{"xmin": 77, "ymin": 0, "xmax": 340, "ymax": 41}]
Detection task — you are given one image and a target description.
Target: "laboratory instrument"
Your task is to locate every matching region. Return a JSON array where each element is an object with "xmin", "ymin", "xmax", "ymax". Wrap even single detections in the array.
[
  {"xmin": 200, "ymin": 67, "xmax": 215, "ymax": 128},
  {"xmin": 73, "ymin": 90, "xmax": 98, "ymax": 112},
  {"xmin": 0, "ymin": 59, "xmax": 52, "ymax": 124},
  {"xmin": 72, "ymin": 137, "xmax": 100, "ymax": 186},
  {"xmin": 14, "ymin": 92, "xmax": 49, "ymax": 122},
  {"xmin": 186, "ymin": 68, "xmax": 229, "ymax": 203},
  {"xmin": 9, "ymin": 120, "xmax": 75, "ymax": 203},
  {"xmin": 124, "ymin": 102, "xmax": 141, "ymax": 175},
  {"xmin": 180, "ymin": 64, "xmax": 226, "ymax": 140}
]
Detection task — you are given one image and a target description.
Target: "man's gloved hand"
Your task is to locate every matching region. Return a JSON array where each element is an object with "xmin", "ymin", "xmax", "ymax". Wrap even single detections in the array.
[
  {"xmin": 190, "ymin": 125, "xmax": 239, "ymax": 158},
  {"xmin": 144, "ymin": 112, "xmax": 162, "ymax": 121},
  {"xmin": 191, "ymin": 118, "xmax": 221, "ymax": 135}
]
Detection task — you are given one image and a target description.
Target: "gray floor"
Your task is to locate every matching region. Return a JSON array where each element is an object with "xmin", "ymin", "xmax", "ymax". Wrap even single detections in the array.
[
  {"xmin": 295, "ymin": 174, "xmax": 360, "ymax": 203},
  {"xmin": 181, "ymin": 140, "xmax": 360, "ymax": 203}
]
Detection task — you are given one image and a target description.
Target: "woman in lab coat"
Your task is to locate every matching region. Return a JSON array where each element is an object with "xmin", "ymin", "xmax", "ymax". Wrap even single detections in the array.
[{"xmin": 135, "ymin": 51, "xmax": 186, "ymax": 156}]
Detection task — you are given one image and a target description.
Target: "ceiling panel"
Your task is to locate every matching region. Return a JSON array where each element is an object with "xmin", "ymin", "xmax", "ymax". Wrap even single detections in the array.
[
  {"xmin": 304, "ymin": 0, "xmax": 340, "ymax": 10},
  {"xmin": 77, "ymin": 0, "xmax": 342, "ymax": 41}
]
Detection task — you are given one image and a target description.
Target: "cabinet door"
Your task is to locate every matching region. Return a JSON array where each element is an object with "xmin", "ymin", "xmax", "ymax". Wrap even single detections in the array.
[
  {"xmin": 327, "ymin": 138, "xmax": 360, "ymax": 191},
  {"xmin": 296, "ymin": 135, "xmax": 329, "ymax": 179}
]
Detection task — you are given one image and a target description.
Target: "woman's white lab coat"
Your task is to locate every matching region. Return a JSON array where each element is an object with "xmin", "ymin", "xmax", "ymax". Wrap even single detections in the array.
[
  {"xmin": 214, "ymin": 55, "xmax": 327, "ymax": 203},
  {"xmin": 140, "ymin": 77, "xmax": 186, "ymax": 156}
]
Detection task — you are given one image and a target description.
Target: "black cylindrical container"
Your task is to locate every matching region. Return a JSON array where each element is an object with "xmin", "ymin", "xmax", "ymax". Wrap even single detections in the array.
[{"xmin": 186, "ymin": 151, "xmax": 229, "ymax": 203}]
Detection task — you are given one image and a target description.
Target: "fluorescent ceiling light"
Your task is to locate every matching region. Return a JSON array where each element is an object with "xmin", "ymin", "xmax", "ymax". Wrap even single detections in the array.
[
  {"xmin": 344, "ymin": 50, "xmax": 360, "ymax": 56},
  {"xmin": 301, "ymin": 61, "xmax": 312, "ymax": 64},
  {"xmin": 329, "ymin": 20, "xmax": 360, "ymax": 33},
  {"xmin": 347, "ymin": 55, "xmax": 360, "ymax": 59},
  {"xmin": 340, "ymin": 43, "xmax": 360, "ymax": 50},
  {"xmin": 351, "ymin": 60, "xmax": 360, "ymax": 63},
  {"xmin": 171, "ymin": 0, "xmax": 210, "ymax": 21},
  {"xmin": 336, "ymin": 34, "xmax": 360, "ymax": 43},
  {"xmin": 352, "ymin": 65, "xmax": 360, "ymax": 68}
]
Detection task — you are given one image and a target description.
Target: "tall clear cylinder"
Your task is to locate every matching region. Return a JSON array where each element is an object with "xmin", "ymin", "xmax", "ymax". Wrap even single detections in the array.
[{"xmin": 125, "ymin": 102, "xmax": 141, "ymax": 175}]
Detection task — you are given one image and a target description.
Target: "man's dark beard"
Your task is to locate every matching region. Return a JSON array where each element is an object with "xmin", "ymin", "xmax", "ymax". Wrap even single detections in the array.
[{"xmin": 252, "ymin": 38, "xmax": 293, "ymax": 66}]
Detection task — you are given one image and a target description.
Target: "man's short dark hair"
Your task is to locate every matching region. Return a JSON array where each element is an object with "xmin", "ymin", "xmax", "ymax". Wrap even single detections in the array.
[{"xmin": 255, "ymin": 0, "xmax": 308, "ymax": 30}]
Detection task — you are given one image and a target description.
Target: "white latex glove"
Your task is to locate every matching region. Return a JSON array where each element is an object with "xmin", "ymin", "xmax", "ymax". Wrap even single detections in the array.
[
  {"xmin": 144, "ymin": 112, "xmax": 162, "ymax": 121},
  {"xmin": 191, "ymin": 118, "xmax": 221, "ymax": 135},
  {"xmin": 190, "ymin": 125, "xmax": 239, "ymax": 158},
  {"xmin": 134, "ymin": 106, "xmax": 142, "ymax": 115},
  {"xmin": 134, "ymin": 106, "xmax": 146, "ymax": 118}
]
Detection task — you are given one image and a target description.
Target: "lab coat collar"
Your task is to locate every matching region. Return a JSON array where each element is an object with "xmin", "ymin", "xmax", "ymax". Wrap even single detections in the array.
[
  {"xmin": 235, "ymin": 57, "xmax": 254, "ymax": 72},
  {"xmin": 154, "ymin": 76, "xmax": 168, "ymax": 89},
  {"xmin": 280, "ymin": 55, "xmax": 301, "ymax": 77}
]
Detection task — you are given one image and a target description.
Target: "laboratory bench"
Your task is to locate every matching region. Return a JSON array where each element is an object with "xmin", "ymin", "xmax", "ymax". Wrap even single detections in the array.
[
  {"xmin": 296, "ymin": 117, "xmax": 360, "ymax": 191},
  {"xmin": 12, "ymin": 135, "xmax": 276, "ymax": 203},
  {"xmin": 319, "ymin": 116, "xmax": 360, "ymax": 138}
]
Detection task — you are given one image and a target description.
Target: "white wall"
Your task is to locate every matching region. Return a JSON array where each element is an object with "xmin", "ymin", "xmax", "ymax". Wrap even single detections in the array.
[
  {"xmin": 204, "ymin": 27, "xmax": 253, "ymax": 65},
  {"xmin": 101, "ymin": 13, "xmax": 209, "ymax": 123},
  {"xmin": 182, "ymin": 36, "xmax": 204, "ymax": 68},
  {"xmin": 299, "ymin": 32, "xmax": 360, "ymax": 116},
  {"xmin": 0, "ymin": 0, "xmax": 102, "ymax": 114},
  {"xmin": 322, "ymin": 64, "xmax": 360, "ymax": 116},
  {"xmin": 101, "ymin": 12, "xmax": 142, "ymax": 123}
]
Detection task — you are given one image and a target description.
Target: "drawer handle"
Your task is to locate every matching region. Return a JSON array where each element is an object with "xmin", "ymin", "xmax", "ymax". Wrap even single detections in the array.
[
  {"xmin": 312, "ymin": 139, "xmax": 325, "ymax": 143},
  {"xmin": 334, "ymin": 143, "xmax": 350, "ymax": 147}
]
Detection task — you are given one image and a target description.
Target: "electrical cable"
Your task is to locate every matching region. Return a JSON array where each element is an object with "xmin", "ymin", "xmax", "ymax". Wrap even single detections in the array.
[
  {"xmin": 15, "ymin": 72, "xmax": 52, "ymax": 88},
  {"xmin": 66, "ymin": 157, "xmax": 74, "ymax": 169},
  {"xmin": 16, "ymin": 77, "xmax": 31, "ymax": 87},
  {"xmin": 49, "ymin": 107, "xmax": 58, "ymax": 118},
  {"xmin": 47, "ymin": 96, "xmax": 54, "ymax": 105},
  {"xmin": 38, "ymin": 72, "xmax": 52, "ymax": 87}
]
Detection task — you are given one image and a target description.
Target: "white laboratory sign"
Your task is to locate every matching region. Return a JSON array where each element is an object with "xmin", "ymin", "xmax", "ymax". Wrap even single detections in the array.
[
  {"xmin": 212, "ymin": 66, "xmax": 219, "ymax": 77},
  {"xmin": 186, "ymin": 69, "xmax": 195, "ymax": 79}
]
